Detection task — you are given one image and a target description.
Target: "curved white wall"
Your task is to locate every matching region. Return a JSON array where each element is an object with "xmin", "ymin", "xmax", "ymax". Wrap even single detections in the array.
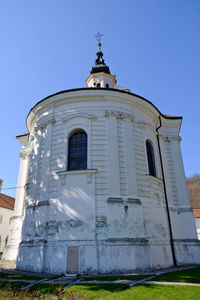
[{"xmin": 4, "ymin": 88, "xmax": 200, "ymax": 273}]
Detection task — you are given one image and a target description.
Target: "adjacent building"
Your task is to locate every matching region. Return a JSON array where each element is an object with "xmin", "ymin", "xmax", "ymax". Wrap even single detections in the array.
[
  {"xmin": 0, "ymin": 180, "xmax": 15, "ymax": 252},
  {"xmin": 187, "ymin": 175, "xmax": 200, "ymax": 240}
]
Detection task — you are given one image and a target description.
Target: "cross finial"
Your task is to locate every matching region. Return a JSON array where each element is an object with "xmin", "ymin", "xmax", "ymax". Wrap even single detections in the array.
[{"xmin": 95, "ymin": 32, "xmax": 103, "ymax": 43}]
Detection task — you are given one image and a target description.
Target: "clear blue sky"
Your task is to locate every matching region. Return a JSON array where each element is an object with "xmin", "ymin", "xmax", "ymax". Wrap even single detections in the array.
[{"xmin": 0, "ymin": 0, "xmax": 200, "ymax": 197}]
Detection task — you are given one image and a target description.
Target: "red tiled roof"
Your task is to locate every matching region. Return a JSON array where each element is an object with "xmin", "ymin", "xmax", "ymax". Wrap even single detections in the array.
[
  {"xmin": 193, "ymin": 209, "xmax": 200, "ymax": 218},
  {"xmin": 0, "ymin": 193, "xmax": 15, "ymax": 210}
]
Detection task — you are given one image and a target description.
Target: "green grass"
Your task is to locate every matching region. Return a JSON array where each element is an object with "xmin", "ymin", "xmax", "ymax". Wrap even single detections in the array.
[
  {"xmin": 0, "ymin": 268, "xmax": 200, "ymax": 299},
  {"xmin": 1, "ymin": 282, "xmax": 200, "ymax": 300},
  {"xmin": 0, "ymin": 281, "xmax": 64, "ymax": 299},
  {"xmin": 155, "ymin": 267, "xmax": 200, "ymax": 283},
  {"xmin": 0, "ymin": 272, "xmax": 42, "ymax": 280},
  {"xmin": 0, "ymin": 279, "xmax": 200, "ymax": 299},
  {"xmin": 67, "ymin": 284, "xmax": 200, "ymax": 300},
  {"xmin": 85, "ymin": 275, "xmax": 149, "ymax": 281}
]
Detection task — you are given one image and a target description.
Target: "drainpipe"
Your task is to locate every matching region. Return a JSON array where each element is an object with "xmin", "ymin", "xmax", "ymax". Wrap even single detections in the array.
[{"xmin": 156, "ymin": 115, "xmax": 177, "ymax": 267}]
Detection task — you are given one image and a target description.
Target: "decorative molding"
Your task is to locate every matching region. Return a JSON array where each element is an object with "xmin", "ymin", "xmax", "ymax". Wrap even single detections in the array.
[
  {"xmin": 19, "ymin": 149, "xmax": 31, "ymax": 159},
  {"xmin": 178, "ymin": 207, "xmax": 193, "ymax": 213},
  {"xmin": 34, "ymin": 117, "xmax": 56, "ymax": 132},
  {"xmin": 87, "ymin": 172, "xmax": 93, "ymax": 184},
  {"xmin": 137, "ymin": 121, "xmax": 157, "ymax": 134},
  {"xmin": 138, "ymin": 121, "xmax": 148, "ymax": 129},
  {"xmin": 20, "ymin": 239, "xmax": 47, "ymax": 246},
  {"xmin": 106, "ymin": 238, "xmax": 149, "ymax": 244},
  {"xmin": 56, "ymin": 169, "xmax": 98, "ymax": 185},
  {"xmin": 107, "ymin": 197, "xmax": 123, "ymax": 203},
  {"xmin": 168, "ymin": 207, "xmax": 177, "ymax": 212},
  {"xmin": 46, "ymin": 221, "xmax": 57, "ymax": 235},
  {"xmin": 27, "ymin": 200, "xmax": 50, "ymax": 208},
  {"xmin": 127, "ymin": 198, "xmax": 141, "ymax": 205},
  {"xmin": 10, "ymin": 215, "xmax": 23, "ymax": 221},
  {"xmin": 173, "ymin": 239, "xmax": 200, "ymax": 244},
  {"xmin": 168, "ymin": 206, "xmax": 192, "ymax": 214},
  {"xmin": 96, "ymin": 216, "xmax": 107, "ymax": 228},
  {"xmin": 105, "ymin": 110, "xmax": 134, "ymax": 122},
  {"xmin": 62, "ymin": 113, "xmax": 97, "ymax": 123},
  {"xmin": 159, "ymin": 135, "xmax": 182, "ymax": 143}
]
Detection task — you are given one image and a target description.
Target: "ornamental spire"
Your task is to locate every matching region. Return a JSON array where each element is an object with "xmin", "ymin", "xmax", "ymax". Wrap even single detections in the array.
[{"xmin": 90, "ymin": 32, "xmax": 110, "ymax": 74}]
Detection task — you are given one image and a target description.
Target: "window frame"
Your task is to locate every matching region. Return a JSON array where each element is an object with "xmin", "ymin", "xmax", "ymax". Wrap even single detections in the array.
[
  {"xmin": 67, "ymin": 129, "xmax": 88, "ymax": 171},
  {"xmin": 146, "ymin": 139, "xmax": 157, "ymax": 177}
]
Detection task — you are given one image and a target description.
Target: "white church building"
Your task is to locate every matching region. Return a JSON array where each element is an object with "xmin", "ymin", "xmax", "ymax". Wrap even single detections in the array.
[{"xmin": 3, "ymin": 39, "xmax": 200, "ymax": 274}]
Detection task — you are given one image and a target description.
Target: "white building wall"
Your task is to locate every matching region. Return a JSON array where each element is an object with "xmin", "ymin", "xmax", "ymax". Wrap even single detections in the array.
[
  {"xmin": 3, "ymin": 137, "xmax": 29, "ymax": 261},
  {"xmin": 158, "ymin": 125, "xmax": 200, "ymax": 265},
  {"xmin": 195, "ymin": 218, "xmax": 200, "ymax": 240},
  {"xmin": 0, "ymin": 207, "xmax": 14, "ymax": 252},
  {"xmin": 4, "ymin": 89, "xmax": 200, "ymax": 273}
]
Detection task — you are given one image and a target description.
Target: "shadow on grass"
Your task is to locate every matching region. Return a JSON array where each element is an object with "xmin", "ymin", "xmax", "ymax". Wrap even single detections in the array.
[
  {"xmin": 0, "ymin": 272, "xmax": 42, "ymax": 280},
  {"xmin": 155, "ymin": 267, "xmax": 200, "ymax": 283},
  {"xmin": 85, "ymin": 275, "xmax": 148, "ymax": 281},
  {"xmin": 72, "ymin": 283, "xmax": 124, "ymax": 293}
]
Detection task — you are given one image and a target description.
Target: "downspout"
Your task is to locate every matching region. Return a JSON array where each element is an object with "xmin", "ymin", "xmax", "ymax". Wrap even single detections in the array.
[{"xmin": 156, "ymin": 115, "xmax": 177, "ymax": 267}]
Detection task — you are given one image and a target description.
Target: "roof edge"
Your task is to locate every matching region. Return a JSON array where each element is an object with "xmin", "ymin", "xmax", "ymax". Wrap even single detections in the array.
[{"xmin": 26, "ymin": 88, "xmax": 182, "ymax": 127}]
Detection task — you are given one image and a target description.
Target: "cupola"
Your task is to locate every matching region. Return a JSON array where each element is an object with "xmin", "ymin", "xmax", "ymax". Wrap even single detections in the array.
[{"xmin": 86, "ymin": 33, "xmax": 116, "ymax": 88}]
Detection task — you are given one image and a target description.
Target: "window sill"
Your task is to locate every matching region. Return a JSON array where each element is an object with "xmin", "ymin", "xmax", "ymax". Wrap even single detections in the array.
[
  {"xmin": 145, "ymin": 174, "xmax": 163, "ymax": 185},
  {"xmin": 56, "ymin": 169, "xmax": 97, "ymax": 176}
]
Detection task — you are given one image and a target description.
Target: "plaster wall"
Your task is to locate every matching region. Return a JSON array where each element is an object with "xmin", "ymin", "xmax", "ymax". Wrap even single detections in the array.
[
  {"xmin": 4, "ymin": 89, "xmax": 200, "ymax": 273},
  {"xmin": 195, "ymin": 218, "xmax": 200, "ymax": 240},
  {"xmin": 0, "ymin": 207, "xmax": 13, "ymax": 252}
]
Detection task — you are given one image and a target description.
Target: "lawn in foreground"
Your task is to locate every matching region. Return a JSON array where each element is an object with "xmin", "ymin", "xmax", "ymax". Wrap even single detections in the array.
[
  {"xmin": 84, "ymin": 274, "xmax": 149, "ymax": 281},
  {"xmin": 68, "ymin": 284, "xmax": 200, "ymax": 300},
  {"xmin": 0, "ymin": 272, "xmax": 42, "ymax": 280},
  {"xmin": 0, "ymin": 282, "xmax": 200, "ymax": 299},
  {"xmin": 155, "ymin": 267, "xmax": 200, "ymax": 283}
]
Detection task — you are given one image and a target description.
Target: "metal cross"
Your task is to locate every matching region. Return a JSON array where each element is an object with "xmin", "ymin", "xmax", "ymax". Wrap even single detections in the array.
[{"xmin": 95, "ymin": 32, "xmax": 103, "ymax": 42}]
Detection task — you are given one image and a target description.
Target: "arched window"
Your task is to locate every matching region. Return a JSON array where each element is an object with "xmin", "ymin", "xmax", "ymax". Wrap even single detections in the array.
[
  {"xmin": 68, "ymin": 130, "xmax": 87, "ymax": 171},
  {"xmin": 106, "ymin": 83, "xmax": 109, "ymax": 88},
  {"xmin": 146, "ymin": 140, "xmax": 156, "ymax": 177},
  {"xmin": 97, "ymin": 83, "xmax": 101, "ymax": 88}
]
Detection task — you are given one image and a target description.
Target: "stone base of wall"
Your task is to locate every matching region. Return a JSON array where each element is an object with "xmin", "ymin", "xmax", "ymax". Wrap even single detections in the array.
[
  {"xmin": 14, "ymin": 238, "xmax": 169, "ymax": 274},
  {"xmin": 149, "ymin": 242, "xmax": 174, "ymax": 270},
  {"xmin": 174, "ymin": 239, "xmax": 200, "ymax": 265},
  {"xmin": 16, "ymin": 238, "xmax": 200, "ymax": 274}
]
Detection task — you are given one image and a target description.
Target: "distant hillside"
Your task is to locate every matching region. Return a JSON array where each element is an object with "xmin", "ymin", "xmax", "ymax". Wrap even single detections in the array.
[{"xmin": 187, "ymin": 175, "xmax": 200, "ymax": 209}]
